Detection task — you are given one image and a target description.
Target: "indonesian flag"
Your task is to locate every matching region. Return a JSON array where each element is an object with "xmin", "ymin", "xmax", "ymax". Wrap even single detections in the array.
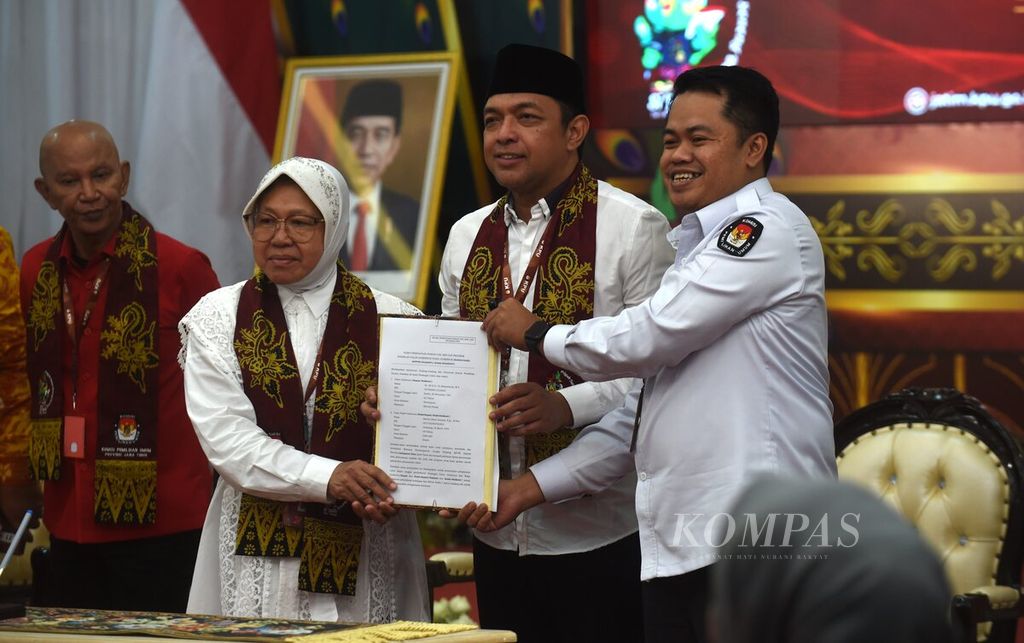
[{"xmin": 0, "ymin": 0, "xmax": 280, "ymax": 285}]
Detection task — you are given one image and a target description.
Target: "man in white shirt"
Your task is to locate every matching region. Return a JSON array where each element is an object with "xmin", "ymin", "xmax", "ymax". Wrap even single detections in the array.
[
  {"xmin": 338, "ymin": 80, "xmax": 420, "ymax": 272},
  {"xmin": 476, "ymin": 65, "xmax": 836, "ymax": 643},
  {"xmin": 369, "ymin": 43, "xmax": 674, "ymax": 641}
]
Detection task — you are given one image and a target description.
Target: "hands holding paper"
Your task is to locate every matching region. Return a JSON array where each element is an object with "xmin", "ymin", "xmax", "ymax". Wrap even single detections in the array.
[
  {"xmin": 364, "ymin": 382, "xmax": 571, "ymax": 438},
  {"xmin": 448, "ymin": 473, "xmax": 546, "ymax": 532},
  {"xmin": 489, "ymin": 383, "xmax": 573, "ymax": 437},
  {"xmin": 328, "ymin": 461, "xmax": 398, "ymax": 525},
  {"xmin": 361, "ymin": 384, "xmax": 551, "ymax": 530}
]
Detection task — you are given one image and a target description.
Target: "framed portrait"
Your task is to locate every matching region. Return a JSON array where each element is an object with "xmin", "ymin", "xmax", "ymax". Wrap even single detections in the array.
[{"xmin": 273, "ymin": 52, "xmax": 459, "ymax": 308}]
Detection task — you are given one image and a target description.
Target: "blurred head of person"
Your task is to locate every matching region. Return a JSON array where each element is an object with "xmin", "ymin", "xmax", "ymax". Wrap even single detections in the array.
[{"xmin": 711, "ymin": 476, "xmax": 953, "ymax": 643}]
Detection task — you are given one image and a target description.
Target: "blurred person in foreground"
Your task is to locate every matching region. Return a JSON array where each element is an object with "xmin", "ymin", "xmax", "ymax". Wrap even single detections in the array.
[{"xmin": 711, "ymin": 476, "xmax": 953, "ymax": 643}]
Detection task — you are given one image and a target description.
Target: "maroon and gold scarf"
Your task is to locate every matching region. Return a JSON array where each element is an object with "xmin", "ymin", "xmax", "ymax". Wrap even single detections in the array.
[
  {"xmin": 25, "ymin": 203, "xmax": 160, "ymax": 525},
  {"xmin": 459, "ymin": 163, "xmax": 598, "ymax": 467},
  {"xmin": 233, "ymin": 262, "xmax": 378, "ymax": 596}
]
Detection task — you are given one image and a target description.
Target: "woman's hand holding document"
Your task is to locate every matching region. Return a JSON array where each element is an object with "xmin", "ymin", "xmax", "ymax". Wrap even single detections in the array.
[{"xmin": 373, "ymin": 316, "xmax": 500, "ymax": 511}]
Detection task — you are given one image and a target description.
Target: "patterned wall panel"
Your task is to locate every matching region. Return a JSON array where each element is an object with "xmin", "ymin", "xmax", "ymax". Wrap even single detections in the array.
[{"xmin": 775, "ymin": 174, "xmax": 1024, "ymax": 437}]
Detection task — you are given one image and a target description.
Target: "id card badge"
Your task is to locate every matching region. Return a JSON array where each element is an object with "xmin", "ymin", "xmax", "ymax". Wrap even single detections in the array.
[
  {"xmin": 63, "ymin": 416, "xmax": 86, "ymax": 459},
  {"xmin": 282, "ymin": 502, "xmax": 305, "ymax": 528}
]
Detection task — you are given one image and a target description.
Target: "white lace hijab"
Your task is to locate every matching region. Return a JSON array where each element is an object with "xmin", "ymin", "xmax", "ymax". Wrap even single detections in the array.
[{"xmin": 242, "ymin": 156, "xmax": 351, "ymax": 292}]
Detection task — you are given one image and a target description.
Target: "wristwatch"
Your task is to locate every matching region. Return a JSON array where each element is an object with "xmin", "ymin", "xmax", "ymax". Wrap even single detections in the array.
[{"xmin": 524, "ymin": 320, "xmax": 554, "ymax": 356}]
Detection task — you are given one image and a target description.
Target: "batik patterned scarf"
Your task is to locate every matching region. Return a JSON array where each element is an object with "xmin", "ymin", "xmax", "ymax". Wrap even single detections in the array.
[
  {"xmin": 233, "ymin": 262, "xmax": 378, "ymax": 596},
  {"xmin": 458, "ymin": 163, "xmax": 598, "ymax": 468},
  {"xmin": 25, "ymin": 203, "xmax": 160, "ymax": 525}
]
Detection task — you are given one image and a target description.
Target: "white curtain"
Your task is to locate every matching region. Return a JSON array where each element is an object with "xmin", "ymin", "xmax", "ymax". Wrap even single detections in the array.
[{"xmin": 0, "ymin": 0, "xmax": 272, "ymax": 285}]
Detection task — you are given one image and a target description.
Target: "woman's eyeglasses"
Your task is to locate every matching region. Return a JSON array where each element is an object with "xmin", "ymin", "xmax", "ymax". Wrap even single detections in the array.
[{"xmin": 244, "ymin": 212, "xmax": 324, "ymax": 242}]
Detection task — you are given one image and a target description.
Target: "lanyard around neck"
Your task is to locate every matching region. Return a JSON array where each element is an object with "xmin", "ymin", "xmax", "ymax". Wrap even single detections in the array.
[
  {"xmin": 61, "ymin": 257, "xmax": 111, "ymax": 410},
  {"xmin": 500, "ymin": 211, "xmax": 558, "ymax": 306}
]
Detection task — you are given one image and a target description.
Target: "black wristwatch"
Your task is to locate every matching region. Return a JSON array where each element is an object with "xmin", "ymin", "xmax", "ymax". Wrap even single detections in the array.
[{"xmin": 524, "ymin": 320, "xmax": 554, "ymax": 356}]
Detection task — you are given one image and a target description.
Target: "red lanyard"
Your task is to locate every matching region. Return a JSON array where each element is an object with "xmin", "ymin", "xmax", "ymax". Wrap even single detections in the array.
[
  {"xmin": 498, "ymin": 214, "xmax": 558, "ymax": 377},
  {"xmin": 500, "ymin": 213, "xmax": 558, "ymax": 305},
  {"xmin": 303, "ymin": 337, "xmax": 326, "ymax": 405},
  {"xmin": 294, "ymin": 304, "xmax": 326, "ymax": 452},
  {"xmin": 61, "ymin": 258, "xmax": 111, "ymax": 411}
]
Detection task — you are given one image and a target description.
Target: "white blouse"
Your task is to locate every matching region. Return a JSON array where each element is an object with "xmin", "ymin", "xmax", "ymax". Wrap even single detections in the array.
[{"xmin": 178, "ymin": 272, "xmax": 428, "ymax": 623}]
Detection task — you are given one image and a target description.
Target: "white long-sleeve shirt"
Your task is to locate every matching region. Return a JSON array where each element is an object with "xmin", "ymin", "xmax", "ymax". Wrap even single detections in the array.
[
  {"xmin": 440, "ymin": 179, "xmax": 675, "ymax": 555},
  {"xmin": 179, "ymin": 273, "xmax": 427, "ymax": 623},
  {"xmin": 533, "ymin": 178, "xmax": 836, "ymax": 579}
]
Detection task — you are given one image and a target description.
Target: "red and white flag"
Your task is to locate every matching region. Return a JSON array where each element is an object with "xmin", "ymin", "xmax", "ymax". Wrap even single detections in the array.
[{"xmin": 0, "ymin": 0, "xmax": 281, "ymax": 284}]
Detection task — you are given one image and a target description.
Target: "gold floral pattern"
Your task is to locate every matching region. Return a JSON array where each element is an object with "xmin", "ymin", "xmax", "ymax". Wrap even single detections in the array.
[
  {"xmin": 330, "ymin": 264, "xmax": 367, "ymax": 313},
  {"xmin": 811, "ymin": 197, "xmax": 1024, "ymax": 284},
  {"xmin": 460, "ymin": 247, "xmax": 499, "ymax": 319},
  {"xmin": 557, "ymin": 165, "xmax": 598, "ymax": 236},
  {"xmin": 534, "ymin": 248, "xmax": 594, "ymax": 324},
  {"xmin": 458, "ymin": 247, "xmax": 499, "ymax": 321},
  {"xmin": 114, "ymin": 217, "xmax": 157, "ymax": 291},
  {"xmin": 526, "ymin": 428, "xmax": 582, "ymax": 467},
  {"xmin": 316, "ymin": 341, "xmax": 375, "ymax": 443},
  {"xmin": 99, "ymin": 302, "xmax": 158, "ymax": 393},
  {"xmin": 27, "ymin": 262, "xmax": 60, "ymax": 351},
  {"xmin": 233, "ymin": 310, "xmax": 298, "ymax": 408}
]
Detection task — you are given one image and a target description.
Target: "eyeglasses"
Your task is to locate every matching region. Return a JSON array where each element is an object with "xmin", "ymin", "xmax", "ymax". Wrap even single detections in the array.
[{"xmin": 244, "ymin": 212, "xmax": 324, "ymax": 242}]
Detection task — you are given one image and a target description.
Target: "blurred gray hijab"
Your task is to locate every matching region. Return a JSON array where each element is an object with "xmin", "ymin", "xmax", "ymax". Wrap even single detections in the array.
[
  {"xmin": 711, "ymin": 476, "xmax": 953, "ymax": 643},
  {"xmin": 241, "ymin": 156, "xmax": 351, "ymax": 292}
]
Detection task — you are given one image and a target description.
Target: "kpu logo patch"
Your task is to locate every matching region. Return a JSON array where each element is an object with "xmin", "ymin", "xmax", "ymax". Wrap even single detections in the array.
[{"xmin": 717, "ymin": 217, "xmax": 763, "ymax": 257}]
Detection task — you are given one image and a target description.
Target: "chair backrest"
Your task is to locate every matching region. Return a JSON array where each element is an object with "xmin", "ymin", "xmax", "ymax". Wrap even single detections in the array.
[{"xmin": 835, "ymin": 388, "xmax": 1024, "ymax": 642}]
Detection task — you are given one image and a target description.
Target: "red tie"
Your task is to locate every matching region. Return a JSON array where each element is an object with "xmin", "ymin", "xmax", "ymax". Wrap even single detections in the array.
[{"xmin": 350, "ymin": 201, "xmax": 370, "ymax": 271}]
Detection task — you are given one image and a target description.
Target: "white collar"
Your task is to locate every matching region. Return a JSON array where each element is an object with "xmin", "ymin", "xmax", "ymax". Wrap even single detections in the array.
[
  {"xmin": 695, "ymin": 177, "xmax": 772, "ymax": 233},
  {"xmin": 277, "ymin": 268, "xmax": 337, "ymax": 319},
  {"xmin": 666, "ymin": 178, "xmax": 772, "ymax": 250},
  {"xmin": 503, "ymin": 196, "xmax": 553, "ymax": 227}
]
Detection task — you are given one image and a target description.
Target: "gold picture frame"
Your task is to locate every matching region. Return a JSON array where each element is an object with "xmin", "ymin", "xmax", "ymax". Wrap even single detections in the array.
[{"xmin": 273, "ymin": 52, "xmax": 460, "ymax": 309}]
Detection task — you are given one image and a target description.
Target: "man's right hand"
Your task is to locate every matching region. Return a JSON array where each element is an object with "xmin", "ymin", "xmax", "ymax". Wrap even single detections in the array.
[{"xmin": 440, "ymin": 473, "xmax": 546, "ymax": 532}]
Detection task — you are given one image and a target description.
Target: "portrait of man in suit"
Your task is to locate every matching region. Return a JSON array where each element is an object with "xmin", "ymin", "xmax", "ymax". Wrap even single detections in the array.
[{"xmin": 338, "ymin": 80, "xmax": 420, "ymax": 272}]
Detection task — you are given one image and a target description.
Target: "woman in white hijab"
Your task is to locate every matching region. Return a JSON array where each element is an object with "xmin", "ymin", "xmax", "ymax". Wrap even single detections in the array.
[{"xmin": 179, "ymin": 157, "xmax": 427, "ymax": 623}]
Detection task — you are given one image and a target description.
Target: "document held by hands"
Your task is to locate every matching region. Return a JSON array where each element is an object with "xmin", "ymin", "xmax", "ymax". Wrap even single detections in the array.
[{"xmin": 374, "ymin": 316, "xmax": 500, "ymax": 510}]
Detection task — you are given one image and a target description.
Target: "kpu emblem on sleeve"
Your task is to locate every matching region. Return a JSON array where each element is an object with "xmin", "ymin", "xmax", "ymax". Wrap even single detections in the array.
[{"xmin": 718, "ymin": 216, "xmax": 763, "ymax": 257}]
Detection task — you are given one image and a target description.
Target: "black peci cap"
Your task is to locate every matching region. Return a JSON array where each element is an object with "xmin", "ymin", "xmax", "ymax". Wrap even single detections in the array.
[{"xmin": 487, "ymin": 43, "xmax": 586, "ymax": 114}]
